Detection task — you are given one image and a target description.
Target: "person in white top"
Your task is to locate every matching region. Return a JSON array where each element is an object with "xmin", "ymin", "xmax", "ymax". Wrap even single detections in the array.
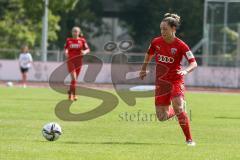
[{"xmin": 18, "ymin": 45, "xmax": 33, "ymax": 88}]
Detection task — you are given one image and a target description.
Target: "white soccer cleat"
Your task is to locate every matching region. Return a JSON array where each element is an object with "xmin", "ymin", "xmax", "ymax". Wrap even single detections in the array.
[{"xmin": 186, "ymin": 140, "xmax": 196, "ymax": 146}]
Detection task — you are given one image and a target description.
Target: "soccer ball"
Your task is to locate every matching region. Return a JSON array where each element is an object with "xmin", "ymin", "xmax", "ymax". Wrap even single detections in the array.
[
  {"xmin": 6, "ymin": 81, "xmax": 13, "ymax": 87},
  {"xmin": 42, "ymin": 122, "xmax": 62, "ymax": 141}
]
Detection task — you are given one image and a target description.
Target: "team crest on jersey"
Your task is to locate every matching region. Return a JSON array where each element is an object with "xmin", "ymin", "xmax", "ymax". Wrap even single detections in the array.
[
  {"xmin": 171, "ymin": 48, "xmax": 177, "ymax": 55},
  {"xmin": 156, "ymin": 45, "xmax": 161, "ymax": 51}
]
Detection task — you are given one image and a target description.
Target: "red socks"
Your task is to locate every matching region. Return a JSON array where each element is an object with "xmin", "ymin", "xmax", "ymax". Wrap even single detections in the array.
[
  {"xmin": 176, "ymin": 112, "xmax": 192, "ymax": 141},
  {"xmin": 70, "ymin": 80, "xmax": 76, "ymax": 96},
  {"xmin": 158, "ymin": 107, "xmax": 193, "ymax": 141}
]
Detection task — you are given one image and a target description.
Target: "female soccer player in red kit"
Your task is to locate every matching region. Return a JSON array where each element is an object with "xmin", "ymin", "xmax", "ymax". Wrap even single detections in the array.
[
  {"xmin": 64, "ymin": 26, "xmax": 90, "ymax": 101},
  {"xmin": 139, "ymin": 13, "xmax": 197, "ymax": 146}
]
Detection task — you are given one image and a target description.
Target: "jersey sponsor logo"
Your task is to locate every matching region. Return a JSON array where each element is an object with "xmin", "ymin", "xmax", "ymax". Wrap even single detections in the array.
[
  {"xmin": 171, "ymin": 48, "xmax": 177, "ymax": 55},
  {"xmin": 70, "ymin": 44, "xmax": 80, "ymax": 49},
  {"xmin": 157, "ymin": 55, "xmax": 174, "ymax": 63},
  {"xmin": 186, "ymin": 51, "xmax": 194, "ymax": 59}
]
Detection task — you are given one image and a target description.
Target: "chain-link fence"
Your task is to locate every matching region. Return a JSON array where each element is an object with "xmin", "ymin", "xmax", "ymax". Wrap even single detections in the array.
[
  {"xmin": 0, "ymin": 49, "xmax": 64, "ymax": 62},
  {"xmin": 1, "ymin": 49, "xmax": 240, "ymax": 67},
  {"xmin": 203, "ymin": 0, "xmax": 240, "ymax": 67}
]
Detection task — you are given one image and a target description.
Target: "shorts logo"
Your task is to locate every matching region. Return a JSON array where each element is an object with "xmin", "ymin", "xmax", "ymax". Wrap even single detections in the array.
[
  {"xmin": 171, "ymin": 48, "xmax": 177, "ymax": 55},
  {"xmin": 157, "ymin": 55, "xmax": 174, "ymax": 63}
]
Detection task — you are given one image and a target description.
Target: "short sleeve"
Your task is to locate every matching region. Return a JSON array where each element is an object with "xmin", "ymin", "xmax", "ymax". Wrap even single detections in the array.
[
  {"xmin": 147, "ymin": 40, "xmax": 155, "ymax": 55},
  {"xmin": 28, "ymin": 53, "xmax": 33, "ymax": 62},
  {"xmin": 182, "ymin": 42, "xmax": 196, "ymax": 63}
]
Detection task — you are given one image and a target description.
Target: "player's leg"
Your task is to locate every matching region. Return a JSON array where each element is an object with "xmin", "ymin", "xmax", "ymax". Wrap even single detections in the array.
[
  {"xmin": 20, "ymin": 68, "xmax": 27, "ymax": 88},
  {"xmin": 73, "ymin": 56, "xmax": 82, "ymax": 101},
  {"xmin": 24, "ymin": 68, "xmax": 29, "ymax": 87},
  {"xmin": 172, "ymin": 96, "xmax": 195, "ymax": 146},
  {"xmin": 171, "ymin": 81, "xmax": 195, "ymax": 146},
  {"xmin": 70, "ymin": 71, "xmax": 77, "ymax": 101},
  {"xmin": 23, "ymin": 72, "xmax": 26, "ymax": 85},
  {"xmin": 155, "ymin": 105, "xmax": 175, "ymax": 121},
  {"xmin": 72, "ymin": 67, "xmax": 81, "ymax": 101},
  {"xmin": 72, "ymin": 57, "xmax": 82, "ymax": 100},
  {"xmin": 23, "ymin": 72, "xmax": 27, "ymax": 87},
  {"xmin": 67, "ymin": 59, "xmax": 76, "ymax": 101},
  {"xmin": 75, "ymin": 67, "xmax": 81, "ymax": 78},
  {"xmin": 155, "ymin": 93, "xmax": 175, "ymax": 121}
]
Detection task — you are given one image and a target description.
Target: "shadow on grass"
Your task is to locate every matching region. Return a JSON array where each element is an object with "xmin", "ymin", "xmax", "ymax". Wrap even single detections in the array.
[
  {"xmin": 61, "ymin": 141, "xmax": 179, "ymax": 146},
  {"xmin": 9, "ymin": 97, "xmax": 62, "ymax": 102},
  {"xmin": 215, "ymin": 116, "xmax": 240, "ymax": 120}
]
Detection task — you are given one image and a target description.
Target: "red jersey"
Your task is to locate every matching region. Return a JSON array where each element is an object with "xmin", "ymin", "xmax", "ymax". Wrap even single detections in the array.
[
  {"xmin": 64, "ymin": 37, "xmax": 89, "ymax": 57},
  {"xmin": 148, "ymin": 36, "xmax": 195, "ymax": 82}
]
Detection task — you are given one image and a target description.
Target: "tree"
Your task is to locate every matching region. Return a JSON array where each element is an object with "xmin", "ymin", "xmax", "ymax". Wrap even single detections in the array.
[
  {"xmin": 0, "ymin": 0, "xmax": 78, "ymax": 49},
  {"xmin": 55, "ymin": 0, "xmax": 105, "ymax": 51},
  {"xmin": 119, "ymin": 0, "xmax": 204, "ymax": 51}
]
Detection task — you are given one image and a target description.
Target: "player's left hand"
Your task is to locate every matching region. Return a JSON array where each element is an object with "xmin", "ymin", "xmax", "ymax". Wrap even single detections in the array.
[
  {"xmin": 82, "ymin": 50, "xmax": 87, "ymax": 55},
  {"xmin": 177, "ymin": 70, "xmax": 188, "ymax": 76}
]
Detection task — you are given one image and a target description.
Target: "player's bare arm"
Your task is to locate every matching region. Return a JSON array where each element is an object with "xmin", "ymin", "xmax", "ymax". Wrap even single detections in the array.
[
  {"xmin": 82, "ymin": 48, "xmax": 90, "ymax": 55},
  {"xmin": 139, "ymin": 53, "xmax": 154, "ymax": 80},
  {"xmin": 64, "ymin": 49, "xmax": 68, "ymax": 58},
  {"xmin": 177, "ymin": 61, "xmax": 197, "ymax": 76}
]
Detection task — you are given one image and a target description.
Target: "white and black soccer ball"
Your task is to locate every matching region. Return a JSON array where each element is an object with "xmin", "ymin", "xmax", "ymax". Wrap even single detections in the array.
[
  {"xmin": 42, "ymin": 122, "xmax": 62, "ymax": 141},
  {"xmin": 6, "ymin": 81, "xmax": 13, "ymax": 87}
]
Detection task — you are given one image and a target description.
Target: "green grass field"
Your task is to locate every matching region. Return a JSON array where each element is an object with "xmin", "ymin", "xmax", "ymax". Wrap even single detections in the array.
[{"xmin": 1, "ymin": 86, "xmax": 240, "ymax": 160}]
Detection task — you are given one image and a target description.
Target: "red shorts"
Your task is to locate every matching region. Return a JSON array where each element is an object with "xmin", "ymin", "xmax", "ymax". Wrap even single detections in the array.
[
  {"xmin": 67, "ymin": 56, "xmax": 82, "ymax": 76},
  {"xmin": 155, "ymin": 80, "xmax": 185, "ymax": 106}
]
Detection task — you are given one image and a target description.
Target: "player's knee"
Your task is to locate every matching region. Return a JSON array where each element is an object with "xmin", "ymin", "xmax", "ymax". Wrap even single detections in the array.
[
  {"xmin": 172, "ymin": 103, "xmax": 184, "ymax": 115},
  {"xmin": 173, "ymin": 107, "xmax": 184, "ymax": 115},
  {"xmin": 156, "ymin": 113, "xmax": 168, "ymax": 122},
  {"xmin": 172, "ymin": 97, "xmax": 184, "ymax": 107},
  {"xmin": 71, "ymin": 76, "xmax": 77, "ymax": 81}
]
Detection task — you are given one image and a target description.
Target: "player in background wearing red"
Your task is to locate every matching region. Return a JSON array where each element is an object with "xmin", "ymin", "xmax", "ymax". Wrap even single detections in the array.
[
  {"xmin": 64, "ymin": 26, "xmax": 90, "ymax": 101},
  {"xmin": 139, "ymin": 13, "xmax": 197, "ymax": 146}
]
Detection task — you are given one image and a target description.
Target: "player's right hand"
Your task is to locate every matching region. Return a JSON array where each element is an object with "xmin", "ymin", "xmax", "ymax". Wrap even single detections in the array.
[
  {"xmin": 65, "ymin": 54, "xmax": 68, "ymax": 59},
  {"xmin": 139, "ymin": 70, "xmax": 147, "ymax": 80}
]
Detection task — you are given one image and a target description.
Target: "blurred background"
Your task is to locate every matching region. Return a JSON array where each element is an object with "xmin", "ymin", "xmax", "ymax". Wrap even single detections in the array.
[{"xmin": 0, "ymin": 0, "xmax": 240, "ymax": 88}]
